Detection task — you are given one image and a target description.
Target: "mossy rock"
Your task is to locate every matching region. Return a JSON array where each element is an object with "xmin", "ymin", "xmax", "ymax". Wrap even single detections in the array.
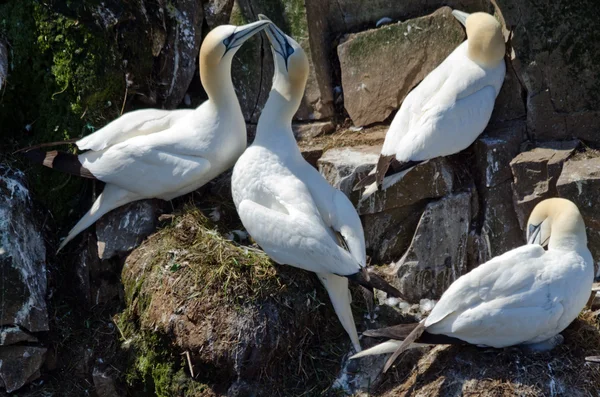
[{"xmin": 116, "ymin": 208, "xmax": 354, "ymax": 395}]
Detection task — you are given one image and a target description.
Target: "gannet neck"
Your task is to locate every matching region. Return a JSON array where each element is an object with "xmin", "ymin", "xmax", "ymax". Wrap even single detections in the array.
[
  {"xmin": 200, "ymin": 54, "xmax": 238, "ymax": 109},
  {"xmin": 548, "ymin": 209, "xmax": 588, "ymax": 252},
  {"xmin": 528, "ymin": 198, "xmax": 588, "ymax": 252},
  {"xmin": 465, "ymin": 13, "xmax": 505, "ymax": 68}
]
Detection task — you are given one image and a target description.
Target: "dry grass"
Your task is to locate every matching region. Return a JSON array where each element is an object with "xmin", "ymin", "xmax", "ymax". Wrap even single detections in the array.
[{"xmin": 115, "ymin": 206, "xmax": 353, "ymax": 396}]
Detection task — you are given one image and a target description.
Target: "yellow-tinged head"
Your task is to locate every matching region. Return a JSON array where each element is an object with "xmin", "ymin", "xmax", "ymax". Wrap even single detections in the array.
[
  {"xmin": 199, "ymin": 20, "xmax": 270, "ymax": 98},
  {"xmin": 452, "ymin": 10, "xmax": 505, "ymax": 67},
  {"xmin": 527, "ymin": 198, "xmax": 587, "ymax": 248},
  {"xmin": 258, "ymin": 15, "xmax": 309, "ymax": 99}
]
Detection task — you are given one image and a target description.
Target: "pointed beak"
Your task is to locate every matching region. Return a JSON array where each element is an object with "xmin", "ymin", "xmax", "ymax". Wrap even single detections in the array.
[
  {"xmin": 225, "ymin": 19, "xmax": 271, "ymax": 53},
  {"xmin": 527, "ymin": 223, "xmax": 542, "ymax": 245},
  {"xmin": 452, "ymin": 10, "xmax": 470, "ymax": 27},
  {"xmin": 258, "ymin": 14, "xmax": 294, "ymax": 67}
]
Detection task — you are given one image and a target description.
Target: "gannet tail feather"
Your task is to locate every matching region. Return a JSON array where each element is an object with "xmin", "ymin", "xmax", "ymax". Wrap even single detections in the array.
[
  {"xmin": 364, "ymin": 323, "xmax": 468, "ymax": 345},
  {"xmin": 350, "ymin": 340, "xmax": 402, "ymax": 359},
  {"xmin": 383, "ymin": 321, "xmax": 426, "ymax": 372},
  {"xmin": 318, "ymin": 273, "xmax": 362, "ymax": 352},
  {"xmin": 22, "ymin": 148, "xmax": 96, "ymax": 179},
  {"xmin": 13, "ymin": 138, "xmax": 79, "ymax": 154},
  {"xmin": 363, "ymin": 323, "xmax": 421, "ymax": 339},
  {"xmin": 57, "ymin": 184, "xmax": 135, "ymax": 252},
  {"xmin": 346, "ymin": 268, "xmax": 404, "ymax": 299}
]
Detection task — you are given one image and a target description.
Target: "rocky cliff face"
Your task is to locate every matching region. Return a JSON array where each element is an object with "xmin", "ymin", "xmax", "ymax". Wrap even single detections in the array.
[{"xmin": 2, "ymin": 0, "xmax": 600, "ymax": 395}]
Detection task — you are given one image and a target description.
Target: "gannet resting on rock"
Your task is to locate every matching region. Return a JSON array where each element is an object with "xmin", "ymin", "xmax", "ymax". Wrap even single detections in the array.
[
  {"xmin": 231, "ymin": 16, "xmax": 403, "ymax": 352},
  {"xmin": 353, "ymin": 10, "xmax": 506, "ymax": 195},
  {"xmin": 22, "ymin": 20, "xmax": 270, "ymax": 252},
  {"xmin": 351, "ymin": 198, "xmax": 594, "ymax": 372}
]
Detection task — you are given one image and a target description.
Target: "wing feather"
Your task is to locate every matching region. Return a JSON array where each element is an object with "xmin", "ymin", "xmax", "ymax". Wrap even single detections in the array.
[{"xmin": 77, "ymin": 108, "xmax": 192, "ymax": 151}]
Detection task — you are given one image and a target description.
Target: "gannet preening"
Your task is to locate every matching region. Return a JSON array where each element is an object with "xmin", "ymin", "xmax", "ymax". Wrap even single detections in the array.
[
  {"xmin": 351, "ymin": 198, "xmax": 594, "ymax": 372},
  {"xmin": 353, "ymin": 10, "xmax": 506, "ymax": 194},
  {"xmin": 22, "ymin": 20, "xmax": 271, "ymax": 252},
  {"xmin": 231, "ymin": 16, "xmax": 403, "ymax": 352}
]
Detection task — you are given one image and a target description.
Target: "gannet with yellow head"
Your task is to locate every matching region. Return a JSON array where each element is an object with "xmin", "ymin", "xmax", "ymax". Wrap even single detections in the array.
[
  {"xmin": 354, "ymin": 10, "xmax": 506, "ymax": 195},
  {"xmin": 352, "ymin": 198, "xmax": 594, "ymax": 372},
  {"xmin": 23, "ymin": 20, "xmax": 271, "ymax": 251},
  {"xmin": 232, "ymin": 16, "xmax": 405, "ymax": 353}
]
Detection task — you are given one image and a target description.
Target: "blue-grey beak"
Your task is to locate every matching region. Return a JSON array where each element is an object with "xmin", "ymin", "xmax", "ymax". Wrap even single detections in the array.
[
  {"xmin": 527, "ymin": 223, "xmax": 542, "ymax": 245},
  {"xmin": 452, "ymin": 10, "xmax": 470, "ymax": 27},
  {"xmin": 258, "ymin": 14, "xmax": 295, "ymax": 70},
  {"xmin": 224, "ymin": 20, "xmax": 271, "ymax": 54}
]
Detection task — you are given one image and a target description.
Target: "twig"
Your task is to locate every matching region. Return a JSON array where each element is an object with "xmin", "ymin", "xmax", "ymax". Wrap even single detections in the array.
[{"xmin": 182, "ymin": 350, "xmax": 195, "ymax": 378}]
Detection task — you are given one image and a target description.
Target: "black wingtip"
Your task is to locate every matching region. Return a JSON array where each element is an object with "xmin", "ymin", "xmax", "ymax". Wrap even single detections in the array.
[
  {"xmin": 352, "ymin": 173, "xmax": 377, "ymax": 191},
  {"xmin": 346, "ymin": 269, "xmax": 403, "ymax": 299}
]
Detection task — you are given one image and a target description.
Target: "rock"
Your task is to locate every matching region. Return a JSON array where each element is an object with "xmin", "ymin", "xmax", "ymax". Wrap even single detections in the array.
[
  {"xmin": 337, "ymin": 7, "xmax": 465, "ymax": 126},
  {"xmin": 156, "ymin": 0, "xmax": 204, "ymax": 108},
  {"xmin": 393, "ymin": 192, "xmax": 472, "ymax": 302},
  {"xmin": 497, "ymin": 0, "xmax": 600, "ymax": 145},
  {"xmin": 0, "ymin": 40, "xmax": 6, "ymax": 89},
  {"xmin": 95, "ymin": 199, "xmax": 159, "ymax": 259},
  {"xmin": 318, "ymin": 145, "xmax": 380, "ymax": 202},
  {"xmin": 203, "ymin": 0, "xmax": 235, "ymax": 29},
  {"xmin": 473, "ymin": 120, "xmax": 525, "ymax": 189},
  {"xmin": 509, "ymin": 140, "xmax": 579, "ymax": 229},
  {"xmin": 318, "ymin": 146, "xmax": 457, "ymax": 262},
  {"xmin": 231, "ymin": 0, "xmax": 333, "ymax": 122},
  {"xmin": 301, "ymin": 144, "xmax": 325, "ymax": 169},
  {"xmin": 0, "ymin": 346, "xmax": 47, "ymax": 393},
  {"xmin": 490, "ymin": 60, "xmax": 527, "ymax": 123},
  {"xmin": 357, "ymin": 157, "xmax": 455, "ymax": 216},
  {"xmin": 362, "ymin": 203, "xmax": 427, "ymax": 262},
  {"xmin": 76, "ymin": 235, "xmax": 124, "ymax": 306},
  {"xmin": 293, "ymin": 121, "xmax": 335, "ymax": 141},
  {"xmin": 305, "ymin": 1, "xmax": 491, "ymax": 121},
  {"xmin": 0, "ymin": 326, "xmax": 38, "ymax": 346},
  {"xmin": 556, "ymin": 154, "xmax": 600, "ymax": 268},
  {"xmin": 480, "ymin": 181, "xmax": 523, "ymax": 257},
  {"xmin": 0, "ymin": 166, "xmax": 48, "ymax": 333},
  {"xmin": 93, "ymin": 365, "xmax": 122, "ymax": 397}
]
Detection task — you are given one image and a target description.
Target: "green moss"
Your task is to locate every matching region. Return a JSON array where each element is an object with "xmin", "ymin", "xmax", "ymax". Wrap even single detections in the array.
[{"xmin": 0, "ymin": 0, "xmax": 127, "ymax": 221}]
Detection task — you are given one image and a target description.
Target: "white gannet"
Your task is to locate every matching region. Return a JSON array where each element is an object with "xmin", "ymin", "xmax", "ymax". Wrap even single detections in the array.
[
  {"xmin": 353, "ymin": 10, "xmax": 506, "ymax": 194},
  {"xmin": 23, "ymin": 20, "xmax": 271, "ymax": 251},
  {"xmin": 231, "ymin": 16, "xmax": 403, "ymax": 352},
  {"xmin": 351, "ymin": 198, "xmax": 594, "ymax": 372}
]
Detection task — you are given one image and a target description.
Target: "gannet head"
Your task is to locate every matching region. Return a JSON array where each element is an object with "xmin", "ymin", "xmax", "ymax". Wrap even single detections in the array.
[
  {"xmin": 258, "ymin": 15, "xmax": 309, "ymax": 96},
  {"xmin": 452, "ymin": 10, "xmax": 505, "ymax": 68},
  {"xmin": 199, "ymin": 20, "xmax": 270, "ymax": 95},
  {"xmin": 527, "ymin": 198, "xmax": 587, "ymax": 248}
]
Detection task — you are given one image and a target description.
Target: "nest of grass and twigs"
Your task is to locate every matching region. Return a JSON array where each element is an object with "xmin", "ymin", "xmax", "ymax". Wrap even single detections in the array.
[
  {"xmin": 373, "ymin": 311, "xmax": 600, "ymax": 396},
  {"xmin": 115, "ymin": 206, "xmax": 354, "ymax": 396}
]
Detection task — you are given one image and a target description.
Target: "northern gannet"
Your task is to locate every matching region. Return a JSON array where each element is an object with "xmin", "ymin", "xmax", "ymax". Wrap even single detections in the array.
[
  {"xmin": 354, "ymin": 10, "xmax": 506, "ymax": 194},
  {"xmin": 231, "ymin": 16, "xmax": 402, "ymax": 352},
  {"xmin": 23, "ymin": 20, "xmax": 271, "ymax": 251},
  {"xmin": 351, "ymin": 198, "xmax": 594, "ymax": 372}
]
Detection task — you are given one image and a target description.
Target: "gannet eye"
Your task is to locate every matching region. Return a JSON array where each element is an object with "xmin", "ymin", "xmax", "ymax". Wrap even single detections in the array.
[
  {"xmin": 223, "ymin": 36, "xmax": 232, "ymax": 47},
  {"xmin": 286, "ymin": 43, "xmax": 294, "ymax": 56}
]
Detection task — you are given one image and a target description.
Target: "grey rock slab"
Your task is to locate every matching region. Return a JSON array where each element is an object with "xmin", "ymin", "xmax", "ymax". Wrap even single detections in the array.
[
  {"xmin": 0, "ymin": 346, "xmax": 47, "ymax": 393},
  {"xmin": 337, "ymin": 7, "xmax": 465, "ymax": 126},
  {"xmin": 96, "ymin": 199, "xmax": 158, "ymax": 259},
  {"xmin": 0, "ymin": 167, "xmax": 48, "ymax": 332},
  {"xmin": 392, "ymin": 192, "xmax": 472, "ymax": 303},
  {"xmin": 510, "ymin": 140, "xmax": 579, "ymax": 229}
]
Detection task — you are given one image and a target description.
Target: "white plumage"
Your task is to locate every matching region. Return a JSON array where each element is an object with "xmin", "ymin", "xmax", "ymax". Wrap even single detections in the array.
[
  {"xmin": 26, "ymin": 20, "xmax": 271, "ymax": 251},
  {"xmin": 355, "ymin": 10, "xmax": 506, "ymax": 193},
  {"xmin": 353, "ymin": 198, "xmax": 594, "ymax": 368},
  {"xmin": 232, "ymin": 17, "xmax": 398, "ymax": 353}
]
